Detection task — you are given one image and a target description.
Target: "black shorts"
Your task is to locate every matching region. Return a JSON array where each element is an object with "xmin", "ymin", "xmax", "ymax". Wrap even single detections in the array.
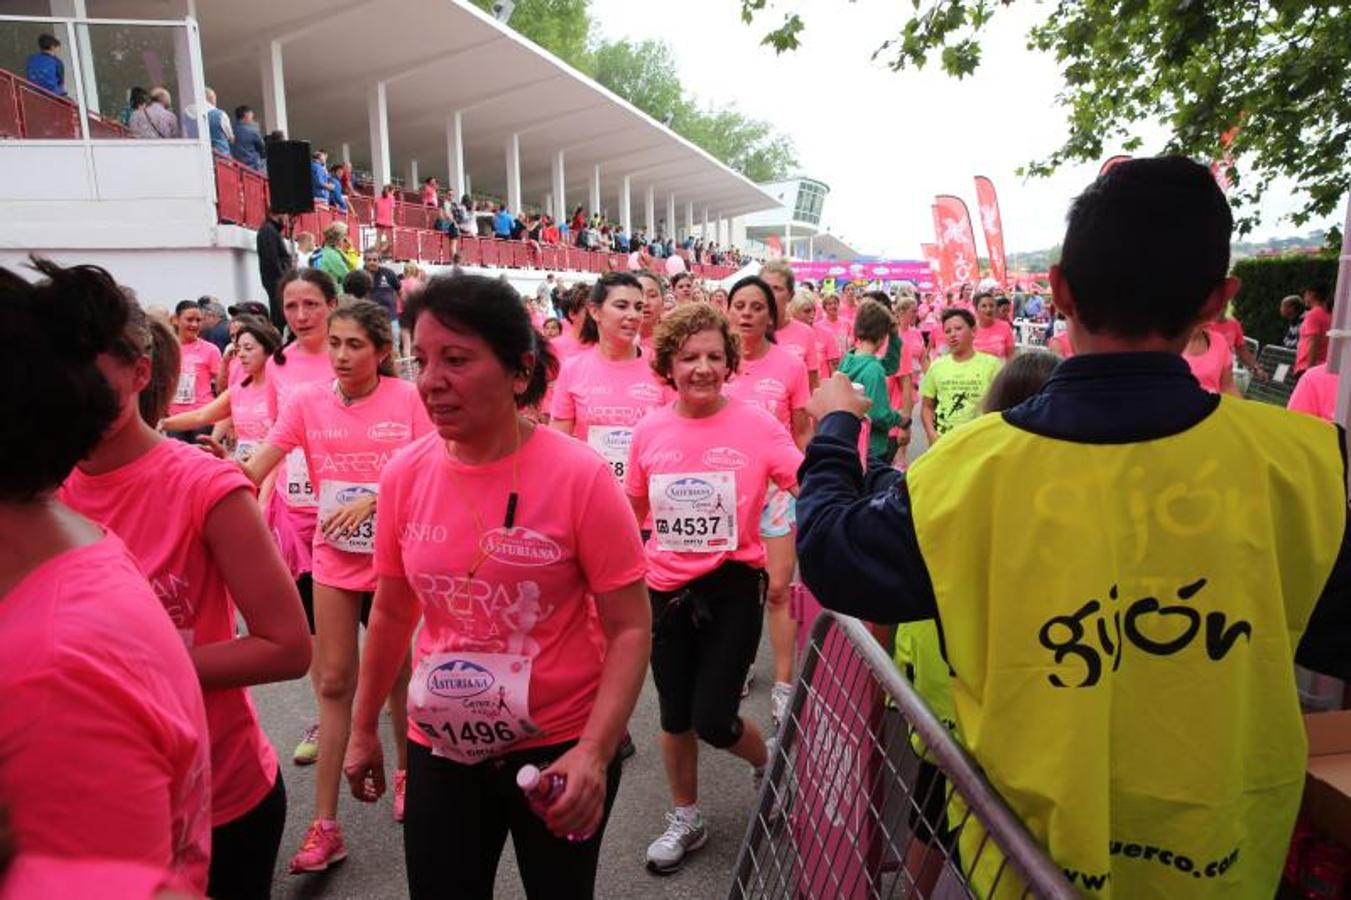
[{"xmin": 649, "ymin": 561, "xmax": 766, "ymax": 749}]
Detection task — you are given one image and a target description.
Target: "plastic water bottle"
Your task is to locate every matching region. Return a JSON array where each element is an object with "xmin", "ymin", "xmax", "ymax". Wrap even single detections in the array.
[{"xmin": 516, "ymin": 764, "xmax": 596, "ymax": 842}]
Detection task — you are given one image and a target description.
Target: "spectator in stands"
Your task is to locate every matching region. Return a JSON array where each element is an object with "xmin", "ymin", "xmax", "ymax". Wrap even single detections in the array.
[
  {"xmin": 119, "ymin": 86, "xmax": 148, "ymax": 128},
  {"xmin": 230, "ymin": 105, "xmax": 266, "ymax": 171},
  {"xmin": 256, "ymin": 211, "xmax": 291, "ymax": 330},
  {"xmin": 197, "ymin": 298, "xmax": 230, "ymax": 351},
  {"xmin": 326, "ymin": 164, "xmax": 349, "ymax": 213},
  {"xmin": 333, "ymin": 162, "xmax": 354, "ymax": 198},
  {"xmin": 310, "ymin": 151, "xmax": 345, "ymax": 211},
  {"xmin": 570, "ymin": 205, "xmax": 587, "ymax": 243},
  {"xmin": 362, "ymin": 251, "xmax": 401, "ymax": 319},
  {"xmin": 1280, "ymin": 294, "xmax": 1304, "ymax": 351},
  {"xmin": 25, "ymin": 33, "xmax": 66, "ymax": 97},
  {"xmin": 614, "ymin": 226, "xmax": 629, "ymax": 253},
  {"xmin": 541, "ymin": 215, "xmax": 561, "ymax": 245},
  {"xmin": 128, "ymin": 87, "xmax": 178, "ymax": 139},
  {"xmin": 375, "ymin": 184, "xmax": 396, "ymax": 249},
  {"xmin": 453, "ymin": 194, "xmax": 475, "ymax": 239},
  {"xmin": 315, "ymin": 222, "xmax": 353, "ymax": 286},
  {"xmin": 492, "ymin": 204, "xmax": 514, "ymax": 239},
  {"xmin": 203, "ymin": 88, "xmax": 233, "ymax": 156},
  {"xmin": 420, "ymin": 177, "xmax": 439, "ymax": 208}
]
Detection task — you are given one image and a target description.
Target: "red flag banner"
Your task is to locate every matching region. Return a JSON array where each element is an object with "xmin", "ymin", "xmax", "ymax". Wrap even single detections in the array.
[
  {"xmin": 930, "ymin": 206, "xmax": 954, "ymax": 292},
  {"xmin": 933, "ymin": 195, "xmax": 981, "ymax": 288},
  {"xmin": 920, "ymin": 242, "xmax": 945, "ymax": 297},
  {"xmin": 973, "ymin": 176, "xmax": 1007, "ymax": 285},
  {"xmin": 1099, "ymin": 155, "xmax": 1131, "ymax": 176}
]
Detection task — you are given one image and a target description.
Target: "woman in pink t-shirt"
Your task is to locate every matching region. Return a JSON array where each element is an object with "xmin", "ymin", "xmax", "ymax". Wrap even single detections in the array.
[
  {"xmin": 342, "ymin": 274, "xmax": 650, "ymax": 899},
  {"xmin": 0, "ymin": 259, "xmax": 214, "ymax": 894},
  {"xmin": 166, "ymin": 300, "xmax": 222, "ymax": 436},
  {"xmin": 972, "ymin": 291, "xmax": 1015, "ymax": 360},
  {"xmin": 759, "ymin": 262, "xmax": 821, "ymax": 390},
  {"xmin": 1288, "ymin": 363, "xmax": 1338, "ymax": 421},
  {"xmin": 550, "ymin": 272, "xmax": 672, "ymax": 481},
  {"xmin": 241, "ymin": 300, "xmax": 430, "ymax": 873},
  {"xmin": 636, "ymin": 270, "xmax": 664, "ymax": 356},
  {"xmin": 626, "ymin": 303, "xmax": 802, "ymax": 874},
  {"xmin": 1297, "ymin": 286, "xmax": 1333, "ymax": 373},
  {"xmin": 1182, "ymin": 323, "xmax": 1239, "ymax": 395},
  {"xmin": 50, "ymin": 265, "xmax": 310, "ymax": 899},
  {"xmin": 820, "ymin": 292, "xmax": 851, "ymax": 359},
  {"xmin": 374, "ymin": 184, "xmax": 396, "ymax": 250}
]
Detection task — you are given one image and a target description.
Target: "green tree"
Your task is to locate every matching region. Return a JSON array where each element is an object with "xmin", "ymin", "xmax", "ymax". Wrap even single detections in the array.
[
  {"xmin": 469, "ymin": 0, "xmax": 595, "ymax": 72},
  {"xmin": 675, "ymin": 104, "xmax": 798, "ymax": 183},
  {"xmin": 739, "ymin": 1, "xmax": 1351, "ymax": 232},
  {"xmin": 592, "ymin": 39, "xmax": 686, "ymax": 125}
]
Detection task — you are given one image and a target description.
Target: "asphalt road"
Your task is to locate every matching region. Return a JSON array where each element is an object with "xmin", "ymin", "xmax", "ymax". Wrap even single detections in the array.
[{"xmin": 259, "ymin": 633, "xmax": 779, "ymax": 899}]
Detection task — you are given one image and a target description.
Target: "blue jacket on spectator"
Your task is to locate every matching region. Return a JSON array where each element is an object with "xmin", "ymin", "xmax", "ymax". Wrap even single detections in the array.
[
  {"xmin": 25, "ymin": 52, "xmax": 64, "ymax": 97},
  {"xmin": 310, "ymin": 160, "xmax": 347, "ymax": 211},
  {"xmin": 231, "ymin": 120, "xmax": 266, "ymax": 171},
  {"xmin": 614, "ymin": 231, "xmax": 629, "ymax": 253},
  {"xmin": 206, "ymin": 107, "xmax": 231, "ymax": 156},
  {"xmin": 493, "ymin": 208, "xmax": 514, "ymax": 238}
]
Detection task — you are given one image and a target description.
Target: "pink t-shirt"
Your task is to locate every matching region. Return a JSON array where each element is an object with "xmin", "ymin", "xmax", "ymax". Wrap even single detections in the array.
[
  {"xmin": 229, "ymin": 377, "xmax": 276, "ymax": 460},
  {"xmin": 375, "ymin": 194, "xmax": 396, "ymax": 228},
  {"xmin": 1298, "ymin": 305, "xmax": 1332, "ymax": 372},
  {"xmin": 549, "ymin": 330, "xmax": 587, "ymax": 364},
  {"xmin": 1048, "ymin": 332, "xmax": 1074, "ymax": 358},
  {"xmin": 375, "ymin": 426, "xmax": 648, "ymax": 755},
  {"xmin": 0, "ymin": 535, "xmax": 211, "ymax": 890},
  {"xmin": 1210, "ymin": 318, "xmax": 1245, "ymax": 353},
  {"xmin": 265, "ymin": 344, "xmax": 335, "ymax": 510},
  {"xmin": 169, "ymin": 338, "xmax": 222, "ymax": 416},
  {"xmin": 813, "ymin": 320, "xmax": 842, "ymax": 377},
  {"xmin": 626, "ymin": 398, "xmax": 803, "ymax": 591},
  {"xmin": 266, "ymin": 376, "xmax": 433, "ymax": 591},
  {"xmin": 775, "ymin": 319, "xmax": 821, "ymax": 374},
  {"xmin": 0, "ymin": 855, "xmax": 187, "ymax": 900},
  {"xmin": 1184, "ymin": 330, "xmax": 1233, "ymax": 393},
  {"xmin": 226, "ymin": 353, "xmax": 246, "ymax": 387},
  {"xmin": 1288, "ymin": 363, "xmax": 1338, "ymax": 421},
  {"xmin": 724, "ymin": 343, "xmax": 811, "ymax": 432},
  {"xmin": 549, "ymin": 348, "xmax": 673, "ymax": 478},
  {"xmin": 901, "ymin": 327, "xmax": 925, "ymax": 376},
  {"xmin": 973, "ymin": 319, "xmax": 1015, "ymax": 360},
  {"xmin": 60, "ymin": 439, "xmax": 277, "ymax": 827}
]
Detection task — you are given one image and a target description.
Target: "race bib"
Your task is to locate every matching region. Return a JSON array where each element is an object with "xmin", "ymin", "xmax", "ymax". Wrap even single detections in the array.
[
  {"xmin": 173, "ymin": 370, "xmax": 196, "ymax": 406},
  {"xmin": 284, "ymin": 448, "xmax": 317, "ymax": 508},
  {"xmin": 649, "ymin": 471, "xmax": 737, "ymax": 552},
  {"xmin": 317, "ymin": 480, "xmax": 377, "ymax": 554},
  {"xmin": 587, "ymin": 425, "xmax": 633, "ymax": 480},
  {"xmin": 409, "ymin": 651, "xmax": 540, "ymax": 764}
]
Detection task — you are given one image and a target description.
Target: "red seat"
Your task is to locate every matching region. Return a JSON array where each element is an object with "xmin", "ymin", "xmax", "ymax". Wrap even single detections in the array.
[
  {"xmin": 241, "ymin": 168, "xmax": 268, "ymax": 228},
  {"xmin": 213, "ymin": 154, "xmax": 244, "ymax": 224},
  {"xmin": 459, "ymin": 235, "xmax": 482, "ymax": 266},
  {"xmin": 511, "ymin": 243, "xmax": 529, "ymax": 268},
  {"xmin": 16, "ymin": 81, "xmax": 78, "ymax": 138},
  {"xmin": 0, "ymin": 69, "xmax": 21, "ymax": 139},
  {"xmin": 418, "ymin": 230, "xmax": 441, "ymax": 262},
  {"xmin": 481, "ymin": 239, "xmax": 501, "ymax": 268},
  {"xmin": 393, "ymin": 228, "xmax": 419, "ymax": 261},
  {"xmin": 350, "ymin": 194, "xmax": 374, "ymax": 226},
  {"xmin": 88, "ymin": 111, "xmax": 128, "ymax": 139}
]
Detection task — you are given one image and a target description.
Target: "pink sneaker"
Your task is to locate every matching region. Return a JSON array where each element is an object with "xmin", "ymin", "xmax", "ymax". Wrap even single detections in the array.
[
  {"xmin": 289, "ymin": 819, "xmax": 347, "ymax": 873},
  {"xmin": 393, "ymin": 769, "xmax": 407, "ymax": 823}
]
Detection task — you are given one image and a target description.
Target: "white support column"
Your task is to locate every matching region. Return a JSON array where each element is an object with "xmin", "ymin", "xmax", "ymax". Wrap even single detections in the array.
[
  {"xmin": 551, "ymin": 150, "xmax": 566, "ymax": 223},
  {"xmin": 666, "ymin": 193, "xmax": 676, "ymax": 240},
  {"xmin": 447, "ymin": 111, "xmax": 465, "ymax": 197},
  {"xmin": 590, "ymin": 164, "xmax": 602, "ymax": 216},
  {"xmin": 645, "ymin": 186, "xmax": 656, "ymax": 235},
  {"xmin": 259, "ymin": 40, "xmax": 288, "ymax": 137},
  {"xmin": 545, "ymin": 194, "xmax": 553, "ymax": 215},
  {"xmin": 685, "ymin": 202, "xmax": 694, "ymax": 241},
  {"xmin": 505, "ymin": 133, "xmax": 522, "ymax": 213},
  {"xmin": 367, "ymin": 81, "xmax": 390, "ymax": 188},
  {"xmin": 50, "ymin": 0, "xmax": 98, "ymax": 113},
  {"xmin": 408, "ymin": 159, "xmax": 419, "ymax": 190},
  {"xmin": 620, "ymin": 175, "xmax": 632, "ymax": 234},
  {"xmin": 465, "ymin": 173, "xmax": 472, "ymax": 195},
  {"xmin": 702, "ymin": 207, "xmax": 709, "ymax": 240},
  {"xmin": 341, "ymin": 143, "xmax": 352, "ymax": 167}
]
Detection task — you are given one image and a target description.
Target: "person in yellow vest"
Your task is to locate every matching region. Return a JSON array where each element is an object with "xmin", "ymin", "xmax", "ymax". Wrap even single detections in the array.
[{"xmin": 796, "ymin": 155, "xmax": 1350, "ymax": 899}]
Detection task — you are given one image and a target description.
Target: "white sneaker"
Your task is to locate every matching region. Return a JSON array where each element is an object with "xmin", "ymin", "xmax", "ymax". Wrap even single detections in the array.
[
  {"xmin": 645, "ymin": 811, "xmax": 708, "ymax": 874},
  {"xmin": 770, "ymin": 681, "xmax": 793, "ymax": 731}
]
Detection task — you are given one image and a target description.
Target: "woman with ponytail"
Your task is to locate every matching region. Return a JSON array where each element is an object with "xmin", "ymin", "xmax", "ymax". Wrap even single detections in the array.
[
  {"xmin": 342, "ymin": 274, "xmax": 650, "ymax": 900},
  {"xmin": 54, "ymin": 259, "xmax": 312, "ymax": 900},
  {"xmin": 239, "ymin": 298, "xmax": 430, "ymax": 873}
]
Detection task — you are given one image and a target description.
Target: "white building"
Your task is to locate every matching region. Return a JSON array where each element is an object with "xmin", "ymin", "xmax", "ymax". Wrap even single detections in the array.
[{"xmin": 733, "ymin": 177, "xmax": 861, "ymax": 261}]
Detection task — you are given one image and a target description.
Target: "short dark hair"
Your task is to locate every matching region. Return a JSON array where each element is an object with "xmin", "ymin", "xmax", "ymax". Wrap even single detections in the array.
[
  {"xmin": 0, "ymin": 259, "xmax": 120, "ymax": 500},
  {"xmin": 403, "ymin": 274, "xmax": 557, "ymax": 408},
  {"xmin": 1304, "ymin": 284, "xmax": 1331, "ymax": 307},
  {"xmin": 342, "ymin": 269, "xmax": 373, "ymax": 299},
  {"xmin": 173, "ymin": 299, "xmax": 198, "ymax": 316},
  {"xmin": 670, "ymin": 271, "xmax": 693, "ymax": 288},
  {"xmin": 982, "ymin": 351, "xmax": 1059, "ymax": 414},
  {"xmin": 234, "ymin": 105, "xmax": 253, "ymax": 120},
  {"xmin": 728, "ymin": 275, "xmax": 779, "ymax": 329},
  {"xmin": 852, "ymin": 299, "xmax": 893, "ymax": 344},
  {"xmin": 974, "ymin": 291, "xmax": 994, "ymax": 305},
  {"xmin": 863, "ymin": 290, "xmax": 893, "ymax": 310},
  {"xmin": 38, "ymin": 34, "xmax": 60, "ymax": 51},
  {"xmin": 941, "ymin": 307, "xmax": 976, "ymax": 329},
  {"xmin": 1060, "ymin": 155, "xmax": 1232, "ymax": 339}
]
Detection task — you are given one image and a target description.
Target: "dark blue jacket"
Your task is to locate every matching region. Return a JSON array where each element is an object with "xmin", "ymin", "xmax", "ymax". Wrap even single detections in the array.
[
  {"xmin": 25, "ymin": 52, "xmax": 64, "ymax": 96},
  {"xmin": 230, "ymin": 120, "xmax": 266, "ymax": 171}
]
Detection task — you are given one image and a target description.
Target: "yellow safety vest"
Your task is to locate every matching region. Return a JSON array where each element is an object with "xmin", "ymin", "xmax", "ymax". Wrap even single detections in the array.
[
  {"xmin": 905, "ymin": 399, "xmax": 1345, "ymax": 898},
  {"xmin": 892, "ymin": 620, "xmax": 958, "ymax": 759}
]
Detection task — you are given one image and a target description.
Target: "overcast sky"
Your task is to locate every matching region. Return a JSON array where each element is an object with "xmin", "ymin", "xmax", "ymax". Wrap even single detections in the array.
[{"xmin": 587, "ymin": 0, "xmax": 1339, "ymax": 259}]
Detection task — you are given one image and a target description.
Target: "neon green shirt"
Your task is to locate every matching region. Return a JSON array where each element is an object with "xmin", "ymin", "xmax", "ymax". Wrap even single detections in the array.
[{"xmin": 919, "ymin": 351, "xmax": 1001, "ymax": 435}]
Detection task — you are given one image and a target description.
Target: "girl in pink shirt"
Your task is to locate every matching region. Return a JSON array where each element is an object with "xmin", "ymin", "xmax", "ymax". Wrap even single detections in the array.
[
  {"xmin": 820, "ymin": 293, "xmax": 851, "ymax": 359},
  {"xmin": 48, "ymin": 264, "xmax": 310, "ymax": 900},
  {"xmin": 759, "ymin": 262, "xmax": 821, "ymax": 390},
  {"xmin": 972, "ymin": 292, "xmax": 1015, "ymax": 360},
  {"xmin": 0, "ymin": 259, "xmax": 214, "ymax": 894},
  {"xmin": 1182, "ymin": 324, "xmax": 1238, "ymax": 395},
  {"xmin": 167, "ymin": 301, "xmax": 222, "ymax": 425},
  {"xmin": 374, "ymin": 184, "xmax": 396, "ymax": 249},
  {"xmin": 1297, "ymin": 288, "xmax": 1333, "ymax": 373},
  {"xmin": 241, "ymin": 300, "xmax": 430, "ymax": 873},
  {"xmin": 551, "ymin": 272, "xmax": 672, "ymax": 481},
  {"xmin": 1288, "ymin": 363, "xmax": 1338, "ymax": 421},
  {"xmin": 625, "ymin": 303, "xmax": 802, "ymax": 873},
  {"xmin": 343, "ymin": 274, "xmax": 650, "ymax": 899}
]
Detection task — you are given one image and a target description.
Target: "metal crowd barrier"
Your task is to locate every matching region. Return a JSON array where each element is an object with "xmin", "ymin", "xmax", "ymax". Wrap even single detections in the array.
[{"xmin": 729, "ymin": 613, "xmax": 1076, "ymax": 900}]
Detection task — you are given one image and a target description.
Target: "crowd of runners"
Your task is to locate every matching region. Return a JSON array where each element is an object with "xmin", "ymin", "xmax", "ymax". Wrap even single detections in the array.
[{"xmin": 0, "ymin": 155, "xmax": 1346, "ymax": 900}]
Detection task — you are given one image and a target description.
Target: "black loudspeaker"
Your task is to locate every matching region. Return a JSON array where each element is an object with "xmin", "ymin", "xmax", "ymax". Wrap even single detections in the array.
[{"xmin": 266, "ymin": 139, "xmax": 314, "ymax": 215}]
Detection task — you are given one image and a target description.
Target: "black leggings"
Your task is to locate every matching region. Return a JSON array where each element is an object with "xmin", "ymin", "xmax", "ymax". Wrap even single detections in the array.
[
  {"xmin": 403, "ymin": 740, "xmax": 622, "ymax": 900},
  {"xmin": 207, "ymin": 770, "xmax": 286, "ymax": 900},
  {"xmin": 650, "ymin": 562, "xmax": 766, "ymax": 748}
]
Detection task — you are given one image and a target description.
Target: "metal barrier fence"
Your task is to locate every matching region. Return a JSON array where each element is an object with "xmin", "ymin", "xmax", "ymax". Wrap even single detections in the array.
[{"xmin": 730, "ymin": 613, "xmax": 1076, "ymax": 900}]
